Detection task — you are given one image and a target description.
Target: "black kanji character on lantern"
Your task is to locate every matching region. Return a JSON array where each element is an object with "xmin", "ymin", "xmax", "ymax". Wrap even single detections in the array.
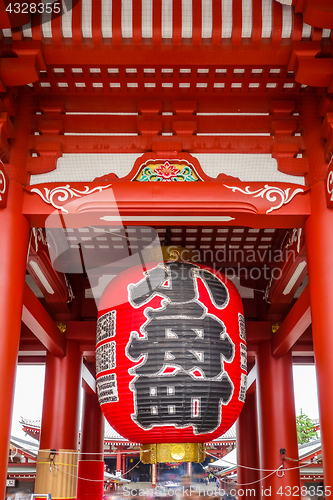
[
  {"xmin": 127, "ymin": 314, "xmax": 233, "ymax": 378},
  {"xmin": 128, "ymin": 262, "xmax": 229, "ymax": 307},
  {"xmin": 126, "ymin": 261, "xmax": 235, "ymax": 434},
  {"xmin": 131, "ymin": 372, "xmax": 233, "ymax": 434}
]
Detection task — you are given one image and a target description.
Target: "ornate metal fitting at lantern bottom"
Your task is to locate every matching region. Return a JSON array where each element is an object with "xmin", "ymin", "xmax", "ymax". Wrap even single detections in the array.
[
  {"xmin": 140, "ymin": 443, "xmax": 206, "ymax": 464},
  {"xmin": 139, "ymin": 245, "xmax": 198, "ymax": 263}
]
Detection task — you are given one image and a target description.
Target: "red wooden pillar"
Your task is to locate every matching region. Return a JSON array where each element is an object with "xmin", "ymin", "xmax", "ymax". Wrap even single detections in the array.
[
  {"xmin": 236, "ymin": 391, "xmax": 260, "ymax": 499},
  {"xmin": 77, "ymin": 390, "xmax": 105, "ymax": 500},
  {"xmin": 122, "ymin": 454, "xmax": 126, "ymax": 475},
  {"xmin": 35, "ymin": 341, "xmax": 82, "ymax": 499},
  {"xmin": 305, "ymin": 181, "xmax": 333, "ymax": 491},
  {"xmin": 116, "ymin": 451, "xmax": 122, "ymax": 473},
  {"xmin": 0, "ymin": 181, "xmax": 30, "ymax": 499},
  {"xmin": 256, "ymin": 341, "xmax": 300, "ymax": 498}
]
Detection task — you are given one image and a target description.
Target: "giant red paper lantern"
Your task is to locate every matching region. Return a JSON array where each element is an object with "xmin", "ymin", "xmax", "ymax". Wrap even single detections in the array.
[{"xmin": 96, "ymin": 259, "xmax": 247, "ymax": 452}]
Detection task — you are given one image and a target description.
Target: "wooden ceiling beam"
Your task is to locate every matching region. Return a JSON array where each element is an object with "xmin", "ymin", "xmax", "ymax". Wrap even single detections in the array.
[
  {"xmin": 267, "ymin": 230, "xmax": 307, "ymax": 315},
  {"xmin": 33, "ymin": 113, "xmax": 286, "ymax": 134},
  {"xmin": 35, "ymin": 95, "xmax": 288, "ymax": 114},
  {"xmin": 246, "ymin": 364, "xmax": 257, "ymax": 394},
  {"xmin": 271, "ymin": 285, "xmax": 311, "ymax": 358},
  {"xmin": 40, "ymin": 43, "xmax": 294, "ymax": 67},
  {"xmin": 294, "ymin": 0, "xmax": 333, "ymax": 29},
  {"xmin": 28, "ymin": 133, "xmax": 280, "ymax": 154},
  {"xmin": 82, "ymin": 362, "xmax": 96, "ymax": 394},
  {"xmin": 22, "ymin": 283, "xmax": 66, "ymax": 357},
  {"xmin": 23, "ymin": 179, "xmax": 310, "ymax": 229},
  {"xmin": 17, "ymin": 355, "xmax": 46, "ymax": 364}
]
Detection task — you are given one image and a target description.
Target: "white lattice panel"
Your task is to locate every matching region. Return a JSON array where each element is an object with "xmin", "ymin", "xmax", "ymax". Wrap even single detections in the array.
[
  {"xmin": 30, "ymin": 153, "xmax": 305, "ymax": 185},
  {"xmin": 3, "ymin": 0, "xmax": 331, "ymax": 42}
]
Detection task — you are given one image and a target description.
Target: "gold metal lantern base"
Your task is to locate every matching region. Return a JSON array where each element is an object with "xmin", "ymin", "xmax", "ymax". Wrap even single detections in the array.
[
  {"xmin": 140, "ymin": 245, "xmax": 198, "ymax": 264},
  {"xmin": 140, "ymin": 443, "xmax": 206, "ymax": 464}
]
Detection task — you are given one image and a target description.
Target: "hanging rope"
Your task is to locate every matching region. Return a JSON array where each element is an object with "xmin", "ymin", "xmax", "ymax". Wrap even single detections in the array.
[
  {"xmin": 52, "ymin": 459, "xmax": 142, "ymax": 483},
  {"xmin": 204, "ymin": 450, "xmax": 319, "ymax": 478}
]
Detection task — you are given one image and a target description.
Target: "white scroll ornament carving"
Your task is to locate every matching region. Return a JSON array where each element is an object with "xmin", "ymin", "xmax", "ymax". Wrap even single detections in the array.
[
  {"xmin": 30, "ymin": 184, "xmax": 112, "ymax": 213},
  {"xmin": 0, "ymin": 169, "xmax": 6, "ymax": 201},
  {"xmin": 327, "ymin": 171, "xmax": 333, "ymax": 202},
  {"xmin": 223, "ymin": 184, "xmax": 305, "ymax": 214}
]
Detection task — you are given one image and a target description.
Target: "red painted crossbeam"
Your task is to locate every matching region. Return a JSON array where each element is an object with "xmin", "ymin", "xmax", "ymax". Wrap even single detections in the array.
[
  {"xmin": 22, "ymin": 283, "xmax": 66, "ymax": 357},
  {"xmin": 34, "ymin": 95, "xmax": 285, "ymax": 114},
  {"xmin": 271, "ymin": 285, "xmax": 311, "ymax": 357},
  {"xmin": 29, "ymin": 134, "xmax": 280, "ymax": 154},
  {"xmin": 34, "ymin": 113, "xmax": 296, "ymax": 134},
  {"xmin": 40, "ymin": 43, "xmax": 293, "ymax": 67}
]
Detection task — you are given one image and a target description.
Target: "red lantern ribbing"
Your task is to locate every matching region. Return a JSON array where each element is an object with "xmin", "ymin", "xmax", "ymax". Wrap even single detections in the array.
[{"xmin": 96, "ymin": 258, "xmax": 246, "ymax": 463}]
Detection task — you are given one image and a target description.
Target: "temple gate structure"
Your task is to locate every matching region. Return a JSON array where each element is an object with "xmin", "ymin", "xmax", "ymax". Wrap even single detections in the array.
[{"xmin": 1, "ymin": 0, "xmax": 333, "ymax": 499}]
